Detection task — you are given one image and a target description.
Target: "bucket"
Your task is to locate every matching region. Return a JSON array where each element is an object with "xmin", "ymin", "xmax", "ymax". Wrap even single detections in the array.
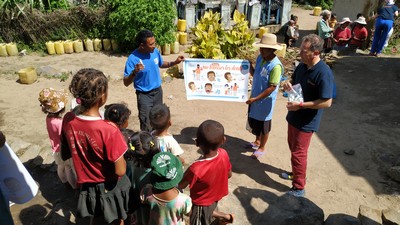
[
  {"xmin": 111, "ymin": 39, "xmax": 119, "ymax": 51},
  {"xmin": 178, "ymin": 32, "xmax": 187, "ymax": 45},
  {"xmin": 275, "ymin": 43, "xmax": 287, "ymax": 58},
  {"xmin": 177, "ymin": 19, "xmax": 186, "ymax": 32},
  {"xmin": 63, "ymin": 40, "xmax": 74, "ymax": 54},
  {"xmin": 102, "ymin": 39, "xmax": 112, "ymax": 51},
  {"xmin": 84, "ymin": 39, "xmax": 94, "ymax": 52},
  {"xmin": 171, "ymin": 41, "xmax": 180, "ymax": 54},
  {"xmin": 54, "ymin": 41, "xmax": 65, "ymax": 54},
  {"xmin": 313, "ymin": 7, "xmax": 322, "ymax": 16},
  {"xmin": 93, "ymin": 38, "xmax": 102, "ymax": 51},
  {"xmin": 6, "ymin": 43, "xmax": 18, "ymax": 56},
  {"xmin": 258, "ymin": 27, "xmax": 269, "ymax": 38},
  {"xmin": 73, "ymin": 40, "xmax": 84, "ymax": 53},
  {"xmin": 162, "ymin": 44, "xmax": 171, "ymax": 55},
  {"xmin": 0, "ymin": 43, "xmax": 8, "ymax": 57},
  {"xmin": 18, "ymin": 67, "xmax": 37, "ymax": 84},
  {"xmin": 45, "ymin": 41, "xmax": 56, "ymax": 55}
]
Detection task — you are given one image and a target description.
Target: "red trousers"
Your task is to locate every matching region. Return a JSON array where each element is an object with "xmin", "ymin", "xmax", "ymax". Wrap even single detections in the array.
[{"xmin": 287, "ymin": 124, "xmax": 313, "ymax": 190}]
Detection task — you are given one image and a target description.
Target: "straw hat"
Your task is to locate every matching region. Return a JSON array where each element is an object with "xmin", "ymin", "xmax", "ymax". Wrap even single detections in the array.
[
  {"xmin": 354, "ymin": 16, "xmax": 367, "ymax": 25},
  {"xmin": 253, "ymin": 33, "xmax": 283, "ymax": 50},
  {"xmin": 150, "ymin": 152, "xmax": 183, "ymax": 190},
  {"xmin": 38, "ymin": 88, "xmax": 68, "ymax": 113},
  {"xmin": 339, "ymin": 17, "xmax": 352, "ymax": 25}
]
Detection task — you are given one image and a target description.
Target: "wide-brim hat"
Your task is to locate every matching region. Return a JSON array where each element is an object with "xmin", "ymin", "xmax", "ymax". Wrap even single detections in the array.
[
  {"xmin": 38, "ymin": 88, "xmax": 68, "ymax": 113},
  {"xmin": 339, "ymin": 17, "xmax": 352, "ymax": 25},
  {"xmin": 253, "ymin": 33, "xmax": 283, "ymax": 50},
  {"xmin": 150, "ymin": 152, "xmax": 183, "ymax": 190},
  {"xmin": 354, "ymin": 16, "xmax": 367, "ymax": 25}
]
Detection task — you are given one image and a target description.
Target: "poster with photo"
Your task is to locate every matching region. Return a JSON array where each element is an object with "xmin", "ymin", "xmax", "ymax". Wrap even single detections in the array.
[{"xmin": 184, "ymin": 59, "xmax": 250, "ymax": 102}]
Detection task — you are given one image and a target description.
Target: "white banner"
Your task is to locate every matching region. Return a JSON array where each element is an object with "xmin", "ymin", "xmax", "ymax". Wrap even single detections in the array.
[{"xmin": 183, "ymin": 58, "xmax": 250, "ymax": 102}]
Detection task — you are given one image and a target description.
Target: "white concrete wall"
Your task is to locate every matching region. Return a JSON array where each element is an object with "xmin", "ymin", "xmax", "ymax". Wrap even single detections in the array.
[{"xmin": 332, "ymin": 0, "xmax": 379, "ymax": 21}]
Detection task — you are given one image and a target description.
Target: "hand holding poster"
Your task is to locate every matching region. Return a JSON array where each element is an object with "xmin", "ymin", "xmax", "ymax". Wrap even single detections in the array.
[{"xmin": 184, "ymin": 59, "xmax": 250, "ymax": 102}]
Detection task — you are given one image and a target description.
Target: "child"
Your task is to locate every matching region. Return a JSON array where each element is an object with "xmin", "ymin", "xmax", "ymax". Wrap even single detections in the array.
[
  {"xmin": 328, "ymin": 13, "xmax": 337, "ymax": 29},
  {"xmin": 207, "ymin": 71, "xmax": 216, "ymax": 82},
  {"xmin": 122, "ymin": 129, "xmax": 160, "ymax": 225},
  {"xmin": 38, "ymin": 88, "xmax": 76, "ymax": 189},
  {"xmin": 178, "ymin": 120, "xmax": 234, "ymax": 225},
  {"xmin": 285, "ymin": 20, "xmax": 299, "ymax": 47},
  {"xmin": 60, "ymin": 68, "xmax": 130, "ymax": 225},
  {"xmin": 149, "ymin": 104, "xmax": 185, "ymax": 164},
  {"xmin": 141, "ymin": 152, "xmax": 192, "ymax": 225},
  {"xmin": 104, "ymin": 103, "xmax": 131, "ymax": 130}
]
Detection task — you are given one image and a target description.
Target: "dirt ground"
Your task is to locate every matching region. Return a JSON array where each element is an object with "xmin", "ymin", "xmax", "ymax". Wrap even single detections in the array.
[{"xmin": 1, "ymin": 6, "xmax": 400, "ymax": 225}]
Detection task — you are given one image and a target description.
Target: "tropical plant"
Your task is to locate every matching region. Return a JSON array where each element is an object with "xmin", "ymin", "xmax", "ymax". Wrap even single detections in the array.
[
  {"xmin": 108, "ymin": 0, "xmax": 177, "ymax": 50},
  {"xmin": 186, "ymin": 10, "xmax": 255, "ymax": 59}
]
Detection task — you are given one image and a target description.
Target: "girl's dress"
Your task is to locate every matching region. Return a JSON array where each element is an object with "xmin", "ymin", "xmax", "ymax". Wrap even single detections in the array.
[{"xmin": 61, "ymin": 112, "xmax": 130, "ymax": 223}]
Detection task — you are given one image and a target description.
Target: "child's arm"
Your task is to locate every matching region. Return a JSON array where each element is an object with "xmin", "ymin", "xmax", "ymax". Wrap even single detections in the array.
[
  {"xmin": 178, "ymin": 177, "xmax": 189, "ymax": 190},
  {"xmin": 178, "ymin": 168, "xmax": 192, "ymax": 189},
  {"xmin": 114, "ymin": 156, "xmax": 126, "ymax": 177},
  {"xmin": 177, "ymin": 155, "xmax": 185, "ymax": 165},
  {"xmin": 228, "ymin": 169, "xmax": 232, "ymax": 179}
]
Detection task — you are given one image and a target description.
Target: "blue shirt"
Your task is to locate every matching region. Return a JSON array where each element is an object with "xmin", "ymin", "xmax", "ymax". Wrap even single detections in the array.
[
  {"xmin": 124, "ymin": 49, "xmax": 163, "ymax": 92},
  {"xmin": 379, "ymin": 4, "xmax": 398, "ymax": 21},
  {"xmin": 249, "ymin": 55, "xmax": 283, "ymax": 121},
  {"xmin": 286, "ymin": 60, "xmax": 334, "ymax": 132}
]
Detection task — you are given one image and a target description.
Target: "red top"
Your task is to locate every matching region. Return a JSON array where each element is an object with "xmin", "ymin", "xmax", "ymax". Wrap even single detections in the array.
[
  {"xmin": 61, "ymin": 112, "xmax": 127, "ymax": 184},
  {"xmin": 333, "ymin": 27, "xmax": 351, "ymax": 46},
  {"xmin": 350, "ymin": 26, "xmax": 368, "ymax": 47},
  {"xmin": 182, "ymin": 148, "xmax": 232, "ymax": 206}
]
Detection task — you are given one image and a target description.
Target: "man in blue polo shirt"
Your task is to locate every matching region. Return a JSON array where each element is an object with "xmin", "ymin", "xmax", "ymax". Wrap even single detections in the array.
[
  {"xmin": 282, "ymin": 34, "xmax": 334, "ymax": 197},
  {"xmin": 124, "ymin": 30, "xmax": 184, "ymax": 131}
]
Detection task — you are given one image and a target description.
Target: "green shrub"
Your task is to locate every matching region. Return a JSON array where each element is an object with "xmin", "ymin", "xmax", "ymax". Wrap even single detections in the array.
[{"xmin": 108, "ymin": 0, "xmax": 177, "ymax": 51}]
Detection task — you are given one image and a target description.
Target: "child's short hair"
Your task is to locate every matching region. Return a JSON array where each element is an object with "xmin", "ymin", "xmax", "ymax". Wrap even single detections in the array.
[
  {"xmin": 104, "ymin": 103, "xmax": 131, "ymax": 128},
  {"xmin": 149, "ymin": 104, "xmax": 170, "ymax": 131},
  {"xmin": 69, "ymin": 68, "xmax": 108, "ymax": 111},
  {"xmin": 207, "ymin": 71, "xmax": 215, "ymax": 77},
  {"xmin": 122, "ymin": 129, "xmax": 160, "ymax": 168},
  {"xmin": 196, "ymin": 120, "xmax": 225, "ymax": 151},
  {"xmin": 224, "ymin": 72, "xmax": 231, "ymax": 80}
]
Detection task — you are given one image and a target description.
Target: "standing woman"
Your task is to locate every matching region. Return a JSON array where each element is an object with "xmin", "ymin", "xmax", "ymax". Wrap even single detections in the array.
[
  {"xmin": 370, "ymin": 0, "xmax": 398, "ymax": 56},
  {"xmin": 317, "ymin": 10, "xmax": 334, "ymax": 53}
]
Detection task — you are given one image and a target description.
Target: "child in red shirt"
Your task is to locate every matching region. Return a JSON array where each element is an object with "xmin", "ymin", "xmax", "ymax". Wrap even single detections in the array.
[
  {"xmin": 178, "ymin": 120, "xmax": 234, "ymax": 225},
  {"xmin": 61, "ymin": 68, "xmax": 130, "ymax": 225}
]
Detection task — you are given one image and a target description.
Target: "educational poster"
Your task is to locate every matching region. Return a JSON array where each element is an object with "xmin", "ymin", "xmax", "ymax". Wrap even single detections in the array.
[
  {"xmin": 184, "ymin": 58, "xmax": 250, "ymax": 102},
  {"xmin": 0, "ymin": 143, "xmax": 38, "ymax": 204}
]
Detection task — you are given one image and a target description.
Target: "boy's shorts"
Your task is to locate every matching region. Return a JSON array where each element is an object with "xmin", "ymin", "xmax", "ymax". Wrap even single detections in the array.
[
  {"xmin": 248, "ymin": 118, "xmax": 272, "ymax": 136},
  {"xmin": 190, "ymin": 202, "xmax": 218, "ymax": 225}
]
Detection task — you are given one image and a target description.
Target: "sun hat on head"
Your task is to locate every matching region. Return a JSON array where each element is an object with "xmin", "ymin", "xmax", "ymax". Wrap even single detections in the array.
[
  {"xmin": 38, "ymin": 88, "xmax": 68, "ymax": 113},
  {"xmin": 339, "ymin": 17, "xmax": 352, "ymax": 25},
  {"xmin": 150, "ymin": 152, "xmax": 183, "ymax": 190},
  {"xmin": 385, "ymin": 0, "xmax": 395, "ymax": 5},
  {"xmin": 253, "ymin": 33, "xmax": 283, "ymax": 50},
  {"xmin": 354, "ymin": 16, "xmax": 367, "ymax": 25}
]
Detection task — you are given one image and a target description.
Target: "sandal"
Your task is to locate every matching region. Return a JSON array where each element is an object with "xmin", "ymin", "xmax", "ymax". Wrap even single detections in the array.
[
  {"xmin": 251, "ymin": 150, "xmax": 265, "ymax": 159},
  {"xmin": 246, "ymin": 142, "xmax": 259, "ymax": 150},
  {"xmin": 219, "ymin": 214, "xmax": 234, "ymax": 225}
]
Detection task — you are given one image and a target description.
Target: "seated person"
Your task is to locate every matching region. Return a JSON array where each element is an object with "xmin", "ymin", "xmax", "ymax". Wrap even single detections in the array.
[
  {"xmin": 333, "ymin": 17, "xmax": 352, "ymax": 51},
  {"xmin": 285, "ymin": 20, "xmax": 299, "ymax": 47},
  {"xmin": 349, "ymin": 16, "xmax": 368, "ymax": 50}
]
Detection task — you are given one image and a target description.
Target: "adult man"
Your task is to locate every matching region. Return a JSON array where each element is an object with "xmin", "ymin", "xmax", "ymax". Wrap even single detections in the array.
[
  {"xmin": 282, "ymin": 34, "xmax": 334, "ymax": 197},
  {"xmin": 246, "ymin": 33, "xmax": 284, "ymax": 159},
  {"xmin": 124, "ymin": 30, "xmax": 184, "ymax": 131}
]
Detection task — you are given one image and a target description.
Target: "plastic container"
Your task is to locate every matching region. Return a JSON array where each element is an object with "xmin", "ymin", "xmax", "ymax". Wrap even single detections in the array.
[
  {"xmin": 84, "ymin": 39, "xmax": 94, "ymax": 52},
  {"xmin": 162, "ymin": 44, "xmax": 171, "ymax": 55},
  {"xmin": 63, "ymin": 40, "xmax": 74, "ymax": 54},
  {"xmin": 111, "ymin": 39, "xmax": 119, "ymax": 51},
  {"xmin": 102, "ymin": 39, "xmax": 112, "ymax": 51},
  {"xmin": 45, "ymin": 41, "xmax": 56, "ymax": 55},
  {"xmin": 258, "ymin": 27, "xmax": 269, "ymax": 38},
  {"xmin": 171, "ymin": 41, "xmax": 180, "ymax": 54},
  {"xmin": 93, "ymin": 38, "xmax": 102, "ymax": 51},
  {"xmin": 0, "ymin": 43, "xmax": 8, "ymax": 57},
  {"xmin": 54, "ymin": 41, "xmax": 65, "ymax": 54},
  {"xmin": 178, "ymin": 32, "xmax": 187, "ymax": 45},
  {"xmin": 18, "ymin": 67, "xmax": 37, "ymax": 84},
  {"xmin": 275, "ymin": 43, "xmax": 287, "ymax": 58},
  {"xmin": 6, "ymin": 43, "xmax": 18, "ymax": 56},
  {"xmin": 313, "ymin": 7, "xmax": 322, "ymax": 16},
  {"xmin": 177, "ymin": 19, "xmax": 186, "ymax": 32},
  {"xmin": 73, "ymin": 40, "xmax": 84, "ymax": 53}
]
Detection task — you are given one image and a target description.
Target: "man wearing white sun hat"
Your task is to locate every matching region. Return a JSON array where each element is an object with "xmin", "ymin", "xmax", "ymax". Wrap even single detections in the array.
[{"xmin": 246, "ymin": 33, "xmax": 284, "ymax": 160}]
